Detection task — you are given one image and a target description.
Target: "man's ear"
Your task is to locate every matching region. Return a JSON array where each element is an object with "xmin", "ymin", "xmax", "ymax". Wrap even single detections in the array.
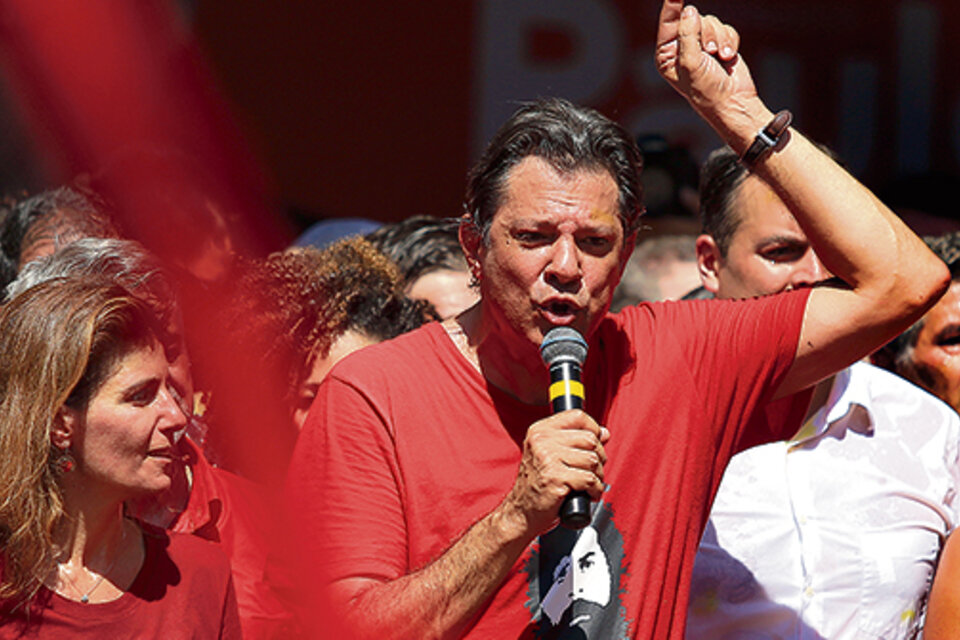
[
  {"xmin": 696, "ymin": 234, "xmax": 723, "ymax": 294},
  {"xmin": 459, "ymin": 214, "xmax": 484, "ymax": 284},
  {"xmin": 51, "ymin": 406, "xmax": 79, "ymax": 450}
]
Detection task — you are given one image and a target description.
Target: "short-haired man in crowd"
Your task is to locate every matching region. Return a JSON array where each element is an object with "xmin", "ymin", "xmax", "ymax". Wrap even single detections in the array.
[
  {"xmin": 610, "ymin": 234, "xmax": 701, "ymax": 308},
  {"xmin": 285, "ymin": 1, "xmax": 949, "ymax": 637},
  {"xmin": 686, "ymin": 147, "xmax": 960, "ymax": 638}
]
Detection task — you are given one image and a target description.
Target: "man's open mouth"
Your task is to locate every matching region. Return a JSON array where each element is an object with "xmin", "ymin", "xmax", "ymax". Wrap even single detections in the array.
[{"xmin": 541, "ymin": 299, "xmax": 580, "ymax": 321}]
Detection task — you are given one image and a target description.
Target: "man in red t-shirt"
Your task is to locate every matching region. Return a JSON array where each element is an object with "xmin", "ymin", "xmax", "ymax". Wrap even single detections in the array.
[{"xmin": 286, "ymin": 1, "xmax": 949, "ymax": 637}]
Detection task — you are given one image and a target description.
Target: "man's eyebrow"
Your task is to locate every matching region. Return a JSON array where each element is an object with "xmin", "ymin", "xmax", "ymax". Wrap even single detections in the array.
[
  {"xmin": 507, "ymin": 219, "xmax": 619, "ymax": 236},
  {"xmin": 757, "ymin": 233, "xmax": 807, "ymax": 246},
  {"xmin": 509, "ymin": 217, "xmax": 547, "ymax": 226},
  {"xmin": 577, "ymin": 551, "xmax": 596, "ymax": 568}
]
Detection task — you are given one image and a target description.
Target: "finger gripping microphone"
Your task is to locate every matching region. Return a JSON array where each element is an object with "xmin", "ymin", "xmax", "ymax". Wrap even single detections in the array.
[{"xmin": 540, "ymin": 327, "xmax": 591, "ymax": 530}]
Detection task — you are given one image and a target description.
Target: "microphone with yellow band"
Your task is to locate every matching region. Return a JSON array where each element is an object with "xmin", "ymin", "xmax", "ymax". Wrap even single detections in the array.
[
  {"xmin": 539, "ymin": 326, "xmax": 590, "ymax": 529},
  {"xmin": 548, "ymin": 378, "xmax": 585, "ymax": 411}
]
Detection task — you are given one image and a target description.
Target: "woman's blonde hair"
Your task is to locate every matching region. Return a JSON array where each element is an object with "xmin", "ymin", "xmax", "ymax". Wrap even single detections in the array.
[{"xmin": 0, "ymin": 278, "xmax": 157, "ymax": 604}]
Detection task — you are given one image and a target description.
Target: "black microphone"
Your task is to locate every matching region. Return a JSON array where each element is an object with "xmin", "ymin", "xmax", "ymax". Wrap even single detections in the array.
[{"xmin": 539, "ymin": 326, "xmax": 591, "ymax": 529}]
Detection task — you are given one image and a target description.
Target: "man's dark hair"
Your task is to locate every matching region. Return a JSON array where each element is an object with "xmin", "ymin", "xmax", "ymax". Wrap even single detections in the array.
[
  {"xmin": 874, "ymin": 231, "xmax": 960, "ymax": 376},
  {"xmin": 464, "ymin": 98, "xmax": 644, "ymax": 242},
  {"xmin": 698, "ymin": 147, "xmax": 748, "ymax": 257},
  {"xmin": 366, "ymin": 215, "xmax": 467, "ymax": 285},
  {"xmin": 0, "ymin": 186, "xmax": 117, "ymax": 285}
]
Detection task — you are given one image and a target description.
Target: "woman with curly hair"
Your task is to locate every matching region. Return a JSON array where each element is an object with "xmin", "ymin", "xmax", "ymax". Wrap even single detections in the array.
[
  {"xmin": 202, "ymin": 236, "xmax": 428, "ymax": 485},
  {"xmin": 0, "ymin": 278, "xmax": 239, "ymax": 637}
]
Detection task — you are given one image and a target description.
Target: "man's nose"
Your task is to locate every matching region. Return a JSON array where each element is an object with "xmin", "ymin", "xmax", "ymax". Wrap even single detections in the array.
[
  {"xmin": 789, "ymin": 251, "xmax": 829, "ymax": 288},
  {"xmin": 545, "ymin": 236, "xmax": 582, "ymax": 287}
]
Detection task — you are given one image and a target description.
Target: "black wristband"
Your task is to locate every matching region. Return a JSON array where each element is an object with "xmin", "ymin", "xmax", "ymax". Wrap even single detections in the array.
[{"xmin": 740, "ymin": 109, "xmax": 793, "ymax": 169}]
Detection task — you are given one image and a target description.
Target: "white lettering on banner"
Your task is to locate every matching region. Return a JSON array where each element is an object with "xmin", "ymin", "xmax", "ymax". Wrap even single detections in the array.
[
  {"xmin": 474, "ymin": 0, "xmax": 950, "ymax": 174},
  {"xmin": 625, "ymin": 55, "xmax": 718, "ymax": 161},
  {"xmin": 474, "ymin": 0, "xmax": 623, "ymax": 154}
]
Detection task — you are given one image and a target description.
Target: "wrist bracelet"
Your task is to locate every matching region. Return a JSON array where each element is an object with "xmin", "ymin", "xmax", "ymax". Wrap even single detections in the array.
[{"xmin": 740, "ymin": 109, "xmax": 793, "ymax": 169}]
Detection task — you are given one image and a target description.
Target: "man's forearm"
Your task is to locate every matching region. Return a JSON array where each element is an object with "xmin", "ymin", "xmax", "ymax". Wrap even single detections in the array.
[
  {"xmin": 717, "ymin": 101, "xmax": 949, "ymax": 397},
  {"xmin": 334, "ymin": 501, "xmax": 534, "ymax": 640},
  {"xmin": 654, "ymin": 0, "xmax": 949, "ymax": 391},
  {"xmin": 656, "ymin": 0, "xmax": 945, "ymax": 315}
]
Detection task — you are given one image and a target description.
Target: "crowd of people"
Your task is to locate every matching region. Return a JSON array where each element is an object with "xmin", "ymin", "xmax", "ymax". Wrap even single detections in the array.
[{"xmin": 0, "ymin": 0, "xmax": 959, "ymax": 638}]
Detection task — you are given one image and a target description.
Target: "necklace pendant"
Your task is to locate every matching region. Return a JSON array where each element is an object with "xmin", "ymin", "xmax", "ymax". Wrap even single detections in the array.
[{"xmin": 80, "ymin": 594, "xmax": 89, "ymax": 604}]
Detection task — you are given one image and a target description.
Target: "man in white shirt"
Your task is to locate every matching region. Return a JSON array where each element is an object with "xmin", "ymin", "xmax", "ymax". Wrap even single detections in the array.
[{"xmin": 685, "ymin": 147, "xmax": 960, "ymax": 639}]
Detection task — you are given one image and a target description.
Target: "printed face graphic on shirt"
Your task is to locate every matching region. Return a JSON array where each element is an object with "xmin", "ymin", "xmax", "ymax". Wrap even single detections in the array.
[
  {"xmin": 541, "ymin": 527, "xmax": 611, "ymax": 625},
  {"xmin": 524, "ymin": 500, "xmax": 630, "ymax": 639}
]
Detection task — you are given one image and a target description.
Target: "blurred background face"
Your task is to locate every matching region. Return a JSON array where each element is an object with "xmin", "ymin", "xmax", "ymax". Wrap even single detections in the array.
[
  {"xmin": 407, "ymin": 268, "xmax": 478, "ymax": 319},
  {"xmin": 903, "ymin": 280, "xmax": 960, "ymax": 413},
  {"xmin": 703, "ymin": 175, "xmax": 829, "ymax": 298}
]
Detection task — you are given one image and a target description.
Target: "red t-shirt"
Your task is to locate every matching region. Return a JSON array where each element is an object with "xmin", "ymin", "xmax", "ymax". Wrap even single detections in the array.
[
  {"xmin": 287, "ymin": 292, "xmax": 811, "ymax": 639},
  {"xmin": 170, "ymin": 439, "xmax": 297, "ymax": 639},
  {"xmin": 0, "ymin": 526, "xmax": 241, "ymax": 639}
]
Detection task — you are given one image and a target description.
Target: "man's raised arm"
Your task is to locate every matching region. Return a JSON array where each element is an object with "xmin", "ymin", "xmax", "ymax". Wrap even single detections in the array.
[{"xmin": 656, "ymin": 0, "xmax": 950, "ymax": 397}]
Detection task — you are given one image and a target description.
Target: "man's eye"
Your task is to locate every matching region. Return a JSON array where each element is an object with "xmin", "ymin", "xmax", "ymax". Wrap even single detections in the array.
[
  {"xmin": 515, "ymin": 231, "xmax": 549, "ymax": 244},
  {"xmin": 580, "ymin": 236, "xmax": 612, "ymax": 252},
  {"xmin": 936, "ymin": 332, "xmax": 960, "ymax": 347},
  {"xmin": 761, "ymin": 246, "xmax": 804, "ymax": 263}
]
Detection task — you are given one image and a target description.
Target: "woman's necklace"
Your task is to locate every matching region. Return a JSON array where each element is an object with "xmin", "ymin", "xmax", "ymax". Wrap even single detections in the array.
[{"xmin": 57, "ymin": 521, "xmax": 127, "ymax": 604}]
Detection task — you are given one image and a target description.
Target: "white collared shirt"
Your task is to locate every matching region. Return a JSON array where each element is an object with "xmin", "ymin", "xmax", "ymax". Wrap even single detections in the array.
[{"xmin": 686, "ymin": 362, "xmax": 960, "ymax": 639}]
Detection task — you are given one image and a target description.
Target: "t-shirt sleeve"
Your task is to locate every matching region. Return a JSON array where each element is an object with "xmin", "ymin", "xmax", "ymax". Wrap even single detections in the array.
[
  {"xmin": 663, "ymin": 289, "xmax": 812, "ymax": 454},
  {"xmin": 286, "ymin": 374, "xmax": 408, "ymax": 587}
]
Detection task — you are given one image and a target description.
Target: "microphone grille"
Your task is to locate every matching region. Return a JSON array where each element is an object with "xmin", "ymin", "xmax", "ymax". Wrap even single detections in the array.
[{"xmin": 540, "ymin": 327, "xmax": 588, "ymax": 366}]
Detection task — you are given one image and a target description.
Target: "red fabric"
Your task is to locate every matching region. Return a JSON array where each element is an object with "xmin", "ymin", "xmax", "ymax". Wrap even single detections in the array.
[
  {"xmin": 170, "ymin": 438, "xmax": 297, "ymax": 639},
  {"xmin": 0, "ymin": 527, "xmax": 240, "ymax": 639},
  {"xmin": 286, "ymin": 291, "xmax": 811, "ymax": 639}
]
